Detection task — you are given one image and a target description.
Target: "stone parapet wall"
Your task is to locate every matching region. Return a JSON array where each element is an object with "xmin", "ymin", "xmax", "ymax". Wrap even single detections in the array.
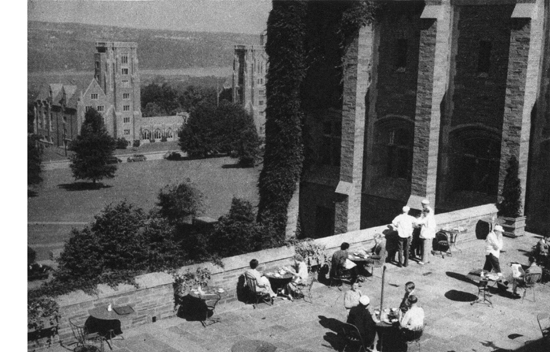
[{"xmin": 32, "ymin": 204, "xmax": 497, "ymax": 351}]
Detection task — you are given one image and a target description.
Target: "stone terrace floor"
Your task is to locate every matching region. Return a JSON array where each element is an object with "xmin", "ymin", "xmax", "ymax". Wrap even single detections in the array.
[{"xmin": 46, "ymin": 232, "xmax": 549, "ymax": 352}]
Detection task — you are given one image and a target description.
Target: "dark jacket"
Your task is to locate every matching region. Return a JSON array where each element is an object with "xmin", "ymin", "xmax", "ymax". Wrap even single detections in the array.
[{"xmin": 347, "ymin": 305, "xmax": 377, "ymax": 347}]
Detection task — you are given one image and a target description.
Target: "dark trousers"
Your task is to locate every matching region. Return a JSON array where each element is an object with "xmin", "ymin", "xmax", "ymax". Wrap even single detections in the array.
[
  {"xmin": 398, "ymin": 237, "xmax": 410, "ymax": 266},
  {"xmin": 483, "ymin": 254, "xmax": 501, "ymax": 273}
]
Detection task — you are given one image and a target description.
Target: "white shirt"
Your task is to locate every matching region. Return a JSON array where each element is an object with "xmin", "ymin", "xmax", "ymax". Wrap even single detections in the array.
[
  {"xmin": 417, "ymin": 207, "xmax": 436, "ymax": 239},
  {"xmin": 400, "ymin": 305, "xmax": 424, "ymax": 331},
  {"xmin": 485, "ymin": 231, "xmax": 503, "ymax": 258},
  {"xmin": 392, "ymin": 213, "xmax": 416, "ymax": 238}
]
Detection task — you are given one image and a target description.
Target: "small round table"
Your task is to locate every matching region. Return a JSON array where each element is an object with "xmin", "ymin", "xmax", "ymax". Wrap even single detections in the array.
[{"xmin": 264, "ymin": 271, "xmax": 294, "ymax": 294}]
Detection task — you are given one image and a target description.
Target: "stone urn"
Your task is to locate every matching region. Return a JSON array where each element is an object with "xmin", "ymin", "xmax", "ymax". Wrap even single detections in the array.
[{"xmin": 500, "ymin": 216, "xmax": 526, "ymax": 238}]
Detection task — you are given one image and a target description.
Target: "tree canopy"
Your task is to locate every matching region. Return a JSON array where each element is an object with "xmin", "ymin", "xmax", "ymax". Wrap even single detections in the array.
[
  {"xmin": 178, "ymin": 101, "xmax": 260, "ymax": 165},
  {"xmin": 141, "ymin": 82, "xmax": 217, "ymax": 117},
  {"xmin": 69, "ymin": 108, "xmax": 117, "ymax": 184},
  {"xmin": 28, "ymin": 135, "xmax": 43, "ymax": 186}
]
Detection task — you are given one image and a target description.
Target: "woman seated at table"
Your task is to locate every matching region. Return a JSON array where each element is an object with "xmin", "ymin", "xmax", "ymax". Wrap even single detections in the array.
[
  {"xmin": 399, "ymin": 295, "xmax": 424, "ymax": 341},
  {"xmin": 282, "ymin": 254, "xmax": 309, "ymax": 300},
  {"xmin": 244, "ymin": 259, "xmax": 277, "ymax": 298}
]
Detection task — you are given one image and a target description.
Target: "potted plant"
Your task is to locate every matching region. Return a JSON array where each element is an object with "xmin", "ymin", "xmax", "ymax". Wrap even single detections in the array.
[
  {"xmin": 497, "ymin": 156, "xmax": 526, "ymax": 238},
  {"xmin": 28, "ymin": 296, "xmax": 60, "ymax": 348},
  {"xmin": 294, "ymin": 239, "xmax": 329, "ymax": 273}
]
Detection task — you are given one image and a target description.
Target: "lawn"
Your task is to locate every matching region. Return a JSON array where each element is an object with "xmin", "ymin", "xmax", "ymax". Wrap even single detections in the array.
[{"xmin": 28, "ymin": 156, "xmax": 260, "ymax": 258}]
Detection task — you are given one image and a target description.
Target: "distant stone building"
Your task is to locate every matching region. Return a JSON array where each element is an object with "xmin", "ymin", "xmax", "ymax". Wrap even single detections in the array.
[
  {"xmin": 33, "ymin": 42, "xmax": 185, "ymax": 147},
  {"xmin": 232, "ymin": 33, "xmax": 268, "ymax": 136},
  {"xmin": 286, "ymin": 0, "xmax": 550, "ymax": 238}
]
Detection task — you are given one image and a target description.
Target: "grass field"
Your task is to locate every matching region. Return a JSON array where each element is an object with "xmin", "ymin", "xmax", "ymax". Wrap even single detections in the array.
[{"xmin": 28, "ymin": 156, "xmax": 260, "ymax": 260}]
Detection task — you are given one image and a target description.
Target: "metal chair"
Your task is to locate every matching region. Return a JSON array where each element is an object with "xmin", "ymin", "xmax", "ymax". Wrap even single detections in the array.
[
  {"xmin": 435, "ymin": 230, "xmax": 452, "ymax": 258},
  {"xmin": 68, "ymin": 318, "xmax": 106, "ymax": 352},
  {"xmin": 537, "ymin": 313, "xmax": 550, "ymax": 342},
  {"xmin": 366, "ymin": 259, "xmax": 384, "ymax": 281},
  {"xmin": 519, "ymin": 272, "xmax": 542, "ymax": 302},
  {"xmin": 244, "ymin": 276, "xmax": 273, "ymax": 309},
  {"xmin": 341, "ymin": 322, "xmax": 368, "ymax": 352},
  {"xmin": 202, "ymin": 293, "xmax": 221, "ymax": 327},
  {"xmin": 328, "ymin": 262, "xmax": 353, "ymax": 291}
]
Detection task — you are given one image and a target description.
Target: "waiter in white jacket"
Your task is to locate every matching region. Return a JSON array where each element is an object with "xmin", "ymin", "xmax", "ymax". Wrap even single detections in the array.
[
  {"xmin": 416, "ymin": 199, "xmax": 436, "ymax": 265},
  {"xmin": 483, "ymin": 225, "xmax": 504, "ymax": 278}
]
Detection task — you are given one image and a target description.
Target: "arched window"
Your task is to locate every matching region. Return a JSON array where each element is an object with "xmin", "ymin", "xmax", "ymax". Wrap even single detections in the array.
[
  {"xmin": 374, "ymin": 118, "xmax": 414, "ymax": 181},
  {"xmin": 449, "ymin": 129, "xmax": 500, "ymax": 196},
  {"xmin": 166, "ymin": 128, "xmax": 173, "ymax": 138},
  {"xmin": 154, "ymin": 129, "xmax": 162, "ymax": 139},
  {"xmin": 142, "ymin": 129, "xmax": 151, "ymax": 140}
]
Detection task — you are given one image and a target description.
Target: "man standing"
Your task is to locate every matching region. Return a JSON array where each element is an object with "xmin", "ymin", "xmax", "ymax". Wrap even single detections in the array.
[
  {"xmin": 391, "ymin": 206, "xmax": 416, "ymax": 267},
  {"xmin": 416, "ymin": 199, "xmax": 436, "ymax": 265},
  {"xmin": 483, "ymin": 225, "xmax": 504, "ymax": 278},
  {"xmin": 347, "ymin": 295, "xmax": 378, "ymax": 351}
]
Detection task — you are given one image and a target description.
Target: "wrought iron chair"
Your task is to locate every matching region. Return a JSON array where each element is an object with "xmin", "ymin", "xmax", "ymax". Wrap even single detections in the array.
[
  {"xmin": 519, "ymin": 272, "xmax": 542, "ymax": 302},
  {"xmin": 470, "ymin": 277, "xmax": 493, "ymax": 307},
  {"xmin": 537, "ymin": 313, "xmax": 550, "ymax": 342},
  {"xmin": 201, "ymin": 293, "xmax": 222, "ymax": 327},
  {"xmin": 294, "ymin": 274, "xmax": 316, "ymax": 303},
  {"xmin": 68, "ymin": 318, "xmax": 106, "ymax": 352},
  {"xmin": 244, "ymin": 276, "xmax": 273, "ymax": 309},
  {"xmin": 341, "ymin": 322, "xmax": 368, "ymax": 352},
  {"xmin": 328, "ymin": 261, "xmax": 353, "ymax": 291}
]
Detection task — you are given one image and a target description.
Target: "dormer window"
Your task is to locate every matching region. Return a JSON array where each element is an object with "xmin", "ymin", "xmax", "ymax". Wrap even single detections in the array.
[{"xmin": 91, "ymin": 93, "xmax": 98, "ymax": 100}]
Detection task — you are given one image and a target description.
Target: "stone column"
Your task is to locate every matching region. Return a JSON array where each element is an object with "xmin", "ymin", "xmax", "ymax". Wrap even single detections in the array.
[
  {"xmin": 334, "ymin": 24, "xmax": 374, "ymax": 234},
  {"xmin": 408, "ymin": 1, "xmax": 452, "ymax": 210},
  {"xmin": 499, "ymin": 1, "xmax": 545, "ymax": 213}
]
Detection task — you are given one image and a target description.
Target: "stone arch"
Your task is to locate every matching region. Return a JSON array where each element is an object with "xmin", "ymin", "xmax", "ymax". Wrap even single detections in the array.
[
  {"xmin": 166, "ymin": 128, "xmax": 173, "ymax": 139},
  {"xmin": 373, "ymin": 115, "xmax": 415, "ymax": 182},
  {"xmin": 142, "ymin": 129, "xmax": 151, "ymax": 140},
  {"xmin": 448, "ymin": 125, "xmax": 501, "ymax": 197},
  {"xmin": 154, "ymin": 129, "xmax": 162, "ymax": 139}
]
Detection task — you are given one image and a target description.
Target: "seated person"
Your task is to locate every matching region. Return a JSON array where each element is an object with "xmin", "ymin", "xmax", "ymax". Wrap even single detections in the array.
[
  {"xmin": 509, "ymin": 256, "xmax": 543, "ymax": 298},
  {"xmin": 347, "ymin": 295, "xmax": 378, "ymax": 352},
  {"xmin": 367, "ymin": 233, "xmax": 387, "ymax": 264},
  {"xmin": 331, "ymin": 242, "xmax": 358, "ymax": 284},
  {"xmin": 344, "ymin": 282, "xmax": 363, "ymax": 309},
  {"xmin": 399, "ymin": 295, "xmax": 424, "ymax": 341},
  {"xmin": 283, "ymin": 254, "xmax": 309, "ymax": 300},
  {"xmin": 534, "ymin": 237, "xmax": 549, "ymax": 266},
  {"xmin": 244, "ymin": 259, "xmax": 277, "ymax": 298},
  {"xmin": 398, "ymin": 281, "xmax": 416, "ymax": 317}
]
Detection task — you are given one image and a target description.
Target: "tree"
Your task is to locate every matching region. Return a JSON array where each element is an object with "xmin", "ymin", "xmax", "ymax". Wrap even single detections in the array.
[
  {"xmin": 178, "ymin": 102, "xmax": 221, "ymax": 158},
  {"xmin": 210, "ymin": 198, "xmax": 265, "ymax": 257},
  {"xmin": 497, "ymin": 155, "xmax": 523, "ymax": 218},
  {"xmin": 156, "ymin": 182, "xmax": 205, "ymax": 225},
  {"xmin": 178, "ymin": 101, "xmax": 260, "ymax": 163},
  {"xmin": 28, "ymin": 135, "xmax": 43, "ymax": 186},
  {"xmin": 69, "ymin": 108, "xmax": 117, "ymax": 185}
]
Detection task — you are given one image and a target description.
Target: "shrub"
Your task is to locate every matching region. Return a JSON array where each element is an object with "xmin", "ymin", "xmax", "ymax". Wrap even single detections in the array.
[
  {"xmin": 116, "ymin": 138, "xmax": 128, "ymax": 149},
  {"xmin": 150, "ymin": 139, "xmax": 156, "ymax": 143},
  {"xmin": 28, "ymin": 246, "xmax": 37, "ymax": 266},
  {"xmin": 497, "ymin": 155, "xmax": 523, "ymax": 218},
  {"xmin": 53, "ymin": 201, "xmax": 187, "ymax": 291},
  {"xmin": 133, "ymin": 140, "xmax": 141, "ymax": 148},
  {"xmin": 210, "ymin": 198, "xmax": 265, "ymax": 257},
  {"xmin": 161, "ymin": 136, "xmax": 168, "ymax": 142},
  {"xmin": 156, "ymin": 182, "xmax": 205, "ymax": 225}
]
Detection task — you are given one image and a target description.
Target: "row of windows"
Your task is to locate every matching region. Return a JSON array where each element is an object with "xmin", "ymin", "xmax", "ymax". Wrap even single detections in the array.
[
  {"xmin": 142, "ymin": 129, "xmax": 175, "ymax": 140},
  {"xmin": 90, "ymin": 93, "xmax": 130, "ymax": 100}
]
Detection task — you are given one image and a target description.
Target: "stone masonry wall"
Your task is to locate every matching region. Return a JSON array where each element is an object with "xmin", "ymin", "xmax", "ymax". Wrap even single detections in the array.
[
  {"xmin": 375, "ymin": 3, "xmax": 423, "ymax": 121},
  {"xmin": 35, "ymin": 204, "xmax": 497, "ymax": 351}
]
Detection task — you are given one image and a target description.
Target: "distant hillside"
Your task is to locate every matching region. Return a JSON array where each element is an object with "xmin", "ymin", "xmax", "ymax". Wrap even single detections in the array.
[{"xmin": 28, "ymin": 21, "xmax": 260, "ymax": 72}]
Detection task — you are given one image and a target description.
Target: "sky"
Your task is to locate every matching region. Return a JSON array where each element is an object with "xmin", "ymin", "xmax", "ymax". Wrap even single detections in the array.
[{"xmin": 28, "ymin": 0, "xmax": 272, "ymax": 34}]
